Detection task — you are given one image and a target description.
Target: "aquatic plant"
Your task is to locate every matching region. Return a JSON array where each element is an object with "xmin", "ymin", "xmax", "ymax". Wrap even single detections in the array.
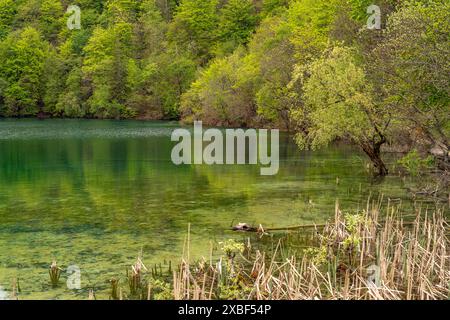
[
  {"xmin": 303, "ymin": 246, "xmax": 328, "ymax": 266},
  {"xmin": 11, "ymin": 278, "xmax": 20, "ymax": 300},
  {"xmin": 26, "ymin": 202, "xmax": 448, "ymax": 300},
  {"xmin": 127, "ymin": 257, "xmax": 148, "ymax": 296},
  {"xmin": 219, "ymin": 239, "xmax": 245, "ymax": 259},
  {"xmin": 88, "ymin": 289, "xmax": 95, "ymax": 300},
  {"xmin": 398, "ymin": 149, "xmax": 434, "ymax": 176},
  {"xmin": 110, "ymin": 278, "xmax": 119, "ymax": 300},
  {"xmin": 148, "ymin": 279, "xmax": 172, "ymax": 300}
]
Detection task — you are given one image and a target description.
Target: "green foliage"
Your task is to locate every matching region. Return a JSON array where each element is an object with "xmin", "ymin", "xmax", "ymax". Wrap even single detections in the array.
[
  {"xmin": 82, "ymin": 22, "xmax": 135, "ymax": 118},
  {"xmin": 342, "ymin": 212, "xmax": 364, "ymax": 249},
  {"xmin": 292, "ymin": 46, "xmax": 377, "ymax": 150},
  {"xmin": 0, "ymin": 0, "xmax": 17, "ymax": 40},
  {"xmin": 39, "ymin": 0, "xmax": 64, "ymax": 42},
  {"xmin": 55, "ymin": 67, "xmax": 85, "ymax": 117},
  {"xmin": 377, "ymin": 0, "xmax": 450, "ymax": 149},
  {"xmin": 216, "ymin": 0, "xmax": 257, "ymax": 55},
  {"xmin": 148, "ymin": 278, "xmax": 173, "ymax": 300},
  {"xmin": 168, "ymin": 0, "xmax": 219, "ymax": 64},
  {"xmin": 291, "ymin": 45, "xmax": 393, "ymax": 175},
  {"xmin": 0, "ymin": 0, "xmax": 198, "ymax": 119},
  {"xmin": 251, "ymin": 14, "xmax": 294, "ymax": 128},
  {"xmin": 218, "ymin": 275, "xmax": 251, "ymax": 300},
  {"xmin": 347, "ymin": 0, "xmax": 373, "ymax": 21},
  {"xmin": 0, "ymin": 26, "xmax": 48, "ymax": 116},
  {"xmin": 261, "ymin": 0, "xmax": 289, "ymax": 17},
  {"xmin": 182, "ymin": 0, "xmax": 340, "ymax": 128},
  {"xmin": 303, "ymin": 246, "xmax": 327, "ymax": 266},
  {"xmin": 103, "ymin": 0, "xmax": 141, "ymax": 23},
  {"xmin": 219, "ymin": 239, "xmax": 245, "ymax": 259},
  {"xmin": 0, "ymin": 0, "xmax": 446, "ymax": 168},
  {"xmin": 288, "ymin": 0, "xmax": 339, "ymax": 61},
  {"xmin": 398, "ymin": 149, "xmax": 434, "ymax": 176},
  {"xmin": 217, "ymin": 239, "xmax": 251, "ymax": 299}
]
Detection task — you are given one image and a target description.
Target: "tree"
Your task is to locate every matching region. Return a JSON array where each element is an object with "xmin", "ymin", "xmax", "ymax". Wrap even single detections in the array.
[
  {"xmin": 126, "ymin": 0, "xmax": 197, "ymax": 119},
  {"xmin": 155, "ymin": 54, "xmax": 197, "ymax": 119},
  {"xmin": 292, "ymin": 46, "xmax": 391, "ymax": 175},
  {"xmin": 0, "ymin": 27, "xmax": 48, "ymax": 116},
  {"xmin": 181, "ymin": 48, "xmax": 260, "ymax": 126},
  {"xmin": 251, "ymin": 13, "xmax": 295, "ymax": 129},
  {"xmin": 0, "ymin": 0, "xmax": 17, "ymax": 40},
  {"xmin": 55, "ymin": 66, "xmax": 85, "ymax": 117},
  {"xmin": 135, "ymin": 0, "xmax": 168, "ymax": 57},
  {"xmin": 39, "ymin": 0, "xmax": 63, "ymax": 43},
  {"xmin": 374, "ymin": 0, "xmax": 449, "ymax": 158},
  {"xmin": 82, "ymin": 22, "xmax": 135, "ymax": 118},
  {"xmin": 216, "ymin": 0, "xmax": 257, "ymax": 55},
  {"xmin": 260, "ymin": 0, "xmax": 289, "ymax": 17},
  {"xmin": 253, "ymin": 0, "xmax": 339, "ymax": 129},
  {"xmin": 288, "ymin": 0, "xmax": 339, "ymax": 62},
  {"xmin": 346, "ymin": 0, "xmax": 399, "ymax": 22},
  {"xmin": 102, "ymin": 0, "xmax": 141, "ymax": 24}
]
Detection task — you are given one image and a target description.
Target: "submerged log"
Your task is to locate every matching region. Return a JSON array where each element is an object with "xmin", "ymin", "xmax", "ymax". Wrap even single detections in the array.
[
  {"xmin": 231, "ymin": 223, "xmax": 257, "ymax": 232},
  {"xmin": 231, "ymin": 222, "xmax": 326, "ymax": 233}
]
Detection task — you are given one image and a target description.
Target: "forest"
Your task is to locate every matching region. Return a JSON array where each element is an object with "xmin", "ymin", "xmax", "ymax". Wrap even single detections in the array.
[
  {"xmin": 0, "ymin": 0, "xmax": 449, "ymax": 301},
  {"xmin": 0, "ymin": 0, "xmax": 448, "ymax": 175}
]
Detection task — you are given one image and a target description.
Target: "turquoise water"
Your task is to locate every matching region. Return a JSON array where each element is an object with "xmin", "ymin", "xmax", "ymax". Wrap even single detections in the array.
[{"xmin": 0, "ymin": 119, "xmax": 412, "ymax": 299}]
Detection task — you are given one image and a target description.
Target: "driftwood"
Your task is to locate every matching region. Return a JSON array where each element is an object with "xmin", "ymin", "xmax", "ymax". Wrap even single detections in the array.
[
  {"xmin": 231, "ymin": 222, "xmax": 326, "ymax": 233},
  {"xmin": 231, "ymin": 220, "xmax": 418, "ymax": 233}
]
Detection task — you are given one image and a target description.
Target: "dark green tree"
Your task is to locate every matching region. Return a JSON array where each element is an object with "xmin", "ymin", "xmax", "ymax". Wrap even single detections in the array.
[
  {"xmin": 0, "ymin": 27, "xmax": 48, "ymax": 116},
  {"xmin": 216, "ymin": 0, "xmax": 257, "ymax": 55}
]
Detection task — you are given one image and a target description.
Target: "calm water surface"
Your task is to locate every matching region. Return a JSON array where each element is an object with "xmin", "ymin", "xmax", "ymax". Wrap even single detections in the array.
[{"xmin": 0, "ymin": 119, "xmax": 413, "ymax": 299}]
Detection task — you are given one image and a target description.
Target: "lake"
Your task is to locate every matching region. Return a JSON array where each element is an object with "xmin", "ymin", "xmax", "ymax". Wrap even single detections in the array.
[{"xmin": 0, "ymin": 119, "xmax": 412, "ymax": 299}]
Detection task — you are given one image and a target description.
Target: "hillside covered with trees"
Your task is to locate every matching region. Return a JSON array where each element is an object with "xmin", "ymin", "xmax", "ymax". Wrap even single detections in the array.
[{"xmin": 0, "ymin": 0, "xmax": 448, "ymax": 174}]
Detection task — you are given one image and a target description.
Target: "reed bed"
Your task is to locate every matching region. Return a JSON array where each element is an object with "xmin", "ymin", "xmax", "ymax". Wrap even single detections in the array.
[
  {"xmin": 6, "ymin": 202, "xmax": 448, "ymax": 300},
  {"xmin": 173, "ymin": 203, "xmax": 449, "ymax": 300}
]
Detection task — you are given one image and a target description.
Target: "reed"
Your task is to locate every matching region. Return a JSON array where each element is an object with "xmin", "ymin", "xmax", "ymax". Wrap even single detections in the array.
[
  {"xmin": 172, "ymin": 203, "xmax": 449, "ymax": 300},
  {"xmin": 110, "ymin": 278, "xmax": 119, "ymax": 300},
  {"xmin": 127, "ymin": 257, "xmax": 148, "ymax": 296},
  {"xmin": 11, "ymin": 278, "xmax": 19, "ymax": 300}
]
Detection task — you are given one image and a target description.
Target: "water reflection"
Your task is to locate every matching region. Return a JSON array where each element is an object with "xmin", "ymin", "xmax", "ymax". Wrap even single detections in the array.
[{"xmin": 0, "ymin": 119, "xmax": 410, "ymax": 299}]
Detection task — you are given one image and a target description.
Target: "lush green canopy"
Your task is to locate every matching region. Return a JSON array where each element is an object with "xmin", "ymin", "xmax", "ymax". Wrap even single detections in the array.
[{"xmin": 0, "ymin": 0, "xmax": 448, "ymax": 174}]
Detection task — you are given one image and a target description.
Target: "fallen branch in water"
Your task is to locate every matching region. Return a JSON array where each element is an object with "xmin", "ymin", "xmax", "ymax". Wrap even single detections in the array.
[
  {"xmin": 231, "ymin": 220, "xmax": 417, "ymax": 233},
  {"xmin": 231, "ymin": 222, "xmax": 327, "ymax": 233}
]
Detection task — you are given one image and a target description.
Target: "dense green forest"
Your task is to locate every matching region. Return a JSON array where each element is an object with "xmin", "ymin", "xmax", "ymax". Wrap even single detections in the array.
[{"xmin": 0, "ymin": 0, "xmax": 448, "ymax": 174}]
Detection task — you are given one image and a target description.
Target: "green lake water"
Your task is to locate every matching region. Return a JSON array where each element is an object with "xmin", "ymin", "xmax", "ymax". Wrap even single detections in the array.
[{"xmin": 0, "ymin": 119, "xmax": 414, "ymax": 299}]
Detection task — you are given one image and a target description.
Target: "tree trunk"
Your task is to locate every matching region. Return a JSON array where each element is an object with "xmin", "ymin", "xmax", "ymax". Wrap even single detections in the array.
[{"xmin": 360, "ymin": 141, "xmax": 388, "ymax": 176}]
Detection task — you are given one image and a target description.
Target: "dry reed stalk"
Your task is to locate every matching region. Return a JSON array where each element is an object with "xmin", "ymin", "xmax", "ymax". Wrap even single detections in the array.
[
  {"xmin": 172, "ymin": 202, "xmax": 449, "ymax": 300},
  {"xmin": 49, "ymin": 261, "xmax": 61, "ymax": 287}
]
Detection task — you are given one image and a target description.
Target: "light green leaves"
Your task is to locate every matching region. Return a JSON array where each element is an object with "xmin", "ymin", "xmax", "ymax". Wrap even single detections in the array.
[{"xmin": 294, "ymin": 46, "xmax": 375, "ymax": 150}]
